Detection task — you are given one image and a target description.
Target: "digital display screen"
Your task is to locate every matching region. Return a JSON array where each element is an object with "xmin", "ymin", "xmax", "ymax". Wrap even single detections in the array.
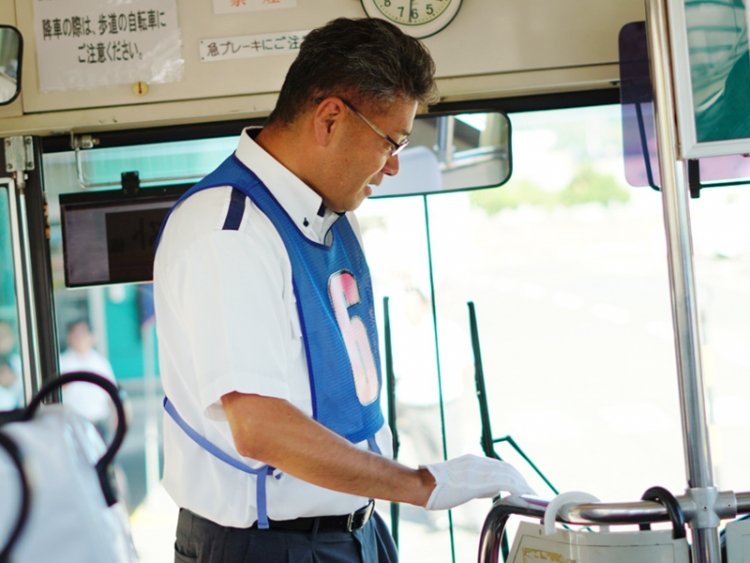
[
  {"xmin": 106, "ymin": 207, "xmax": 171, "ymax": 283},
  {"xmin": 60, "ymin": 185, "xmax": 189, "ymax": 287}
]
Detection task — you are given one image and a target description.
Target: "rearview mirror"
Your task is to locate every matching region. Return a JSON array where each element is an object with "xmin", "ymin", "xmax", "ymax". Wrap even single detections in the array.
[
  {"xmin": 371, "ymin": 111, "xmax": 511, "ymax": 198},
  {"xmin": 0, "ymin": 25, "xmax": 22, "ymax": 105}
]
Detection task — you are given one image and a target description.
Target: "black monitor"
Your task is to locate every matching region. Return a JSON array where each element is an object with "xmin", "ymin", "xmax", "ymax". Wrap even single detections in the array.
[{"xmin": 59, "ymin": 184, "xmax": 190, "ymax": 287}]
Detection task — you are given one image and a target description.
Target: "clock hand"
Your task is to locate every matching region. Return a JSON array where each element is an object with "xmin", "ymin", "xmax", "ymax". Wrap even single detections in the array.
[{"xmin": 409, "ymin": 0, "xmax": 414, "ymax": 22}]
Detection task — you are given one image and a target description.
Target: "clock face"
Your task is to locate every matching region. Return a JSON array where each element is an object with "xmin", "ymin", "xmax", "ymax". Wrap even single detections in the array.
[{"xmin": 361, "ymin": 0, "xmax": 463, "ymax": 38}]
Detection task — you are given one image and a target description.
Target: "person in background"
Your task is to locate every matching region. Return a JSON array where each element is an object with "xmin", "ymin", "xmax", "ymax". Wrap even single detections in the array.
[
  {"xmin": 59, "ymin": 319, "xmax": 117, "ymax": 439},
  {"xmin": 0, "ymin": 320, "xmax": 23, "ymax": 410},
  {"xmin": 392, "ymin": 286, "xmax": 477, "ymax": 531}
]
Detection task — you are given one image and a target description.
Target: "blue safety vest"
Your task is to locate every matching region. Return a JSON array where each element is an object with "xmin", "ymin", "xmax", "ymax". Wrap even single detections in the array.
[{"xmin": 157, "ymin": 153, "xmax": 384, "ymax": 527}]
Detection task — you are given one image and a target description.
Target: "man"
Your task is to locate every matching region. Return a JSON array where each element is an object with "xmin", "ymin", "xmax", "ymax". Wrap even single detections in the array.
[{"xmin": 154, "ymin": 17, "xmax": 532, "ymax": 563}]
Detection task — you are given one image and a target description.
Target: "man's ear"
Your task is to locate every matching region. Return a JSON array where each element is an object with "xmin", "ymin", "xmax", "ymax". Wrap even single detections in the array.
[{"xmin": 312, "ymin": 97, "xmax": 346, "ymax": 148}]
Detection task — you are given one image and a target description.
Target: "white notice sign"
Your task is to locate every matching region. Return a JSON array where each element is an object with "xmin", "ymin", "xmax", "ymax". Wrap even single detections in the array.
[
  {"xmin": 33, "ymin": 0, "xmax": 184, "ymax": 92},
  {"xmin": 199, "ymin": 30, "xmax": 309, "ymax": 62},
  {"xmin": 213, "ymin": 0, "xmax": 297, "ymax": 16}
]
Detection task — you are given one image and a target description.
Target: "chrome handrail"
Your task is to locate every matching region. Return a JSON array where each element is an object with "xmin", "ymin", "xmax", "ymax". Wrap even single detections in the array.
[
  {"xmin": 479, "ymin": 497, "xmax": 544, "ymax": 563},
  {"xmin": 479, "ymin": 491, "xmax": 747, "ymax": 563}
]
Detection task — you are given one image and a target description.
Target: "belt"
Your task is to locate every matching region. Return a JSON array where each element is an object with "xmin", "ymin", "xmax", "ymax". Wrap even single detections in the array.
[{"xmin": 256, "ymin": 499, "xmax": 375, "ymax": 533}]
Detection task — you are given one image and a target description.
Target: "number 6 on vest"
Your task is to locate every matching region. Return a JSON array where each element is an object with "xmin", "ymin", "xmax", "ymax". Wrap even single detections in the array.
[{"xmin": 329, "ymin": 271, "xmax": 380, "ymax": 406}]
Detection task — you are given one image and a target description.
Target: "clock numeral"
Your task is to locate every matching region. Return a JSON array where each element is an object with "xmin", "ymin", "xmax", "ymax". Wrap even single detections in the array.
[
  {"xmin": 383, "ymin": 0, "xmax": 391, "ymax": 6},
  {"xmin": 426, "ymin": 4, "xmax": 434, "ymax": 15},
  {"xmin": 398, "ymin": 6, "xmax": 404, "ymax": 16},
  {"xmin": 411, "ymin": 8, "xmax": 418, "ymax": 20}
]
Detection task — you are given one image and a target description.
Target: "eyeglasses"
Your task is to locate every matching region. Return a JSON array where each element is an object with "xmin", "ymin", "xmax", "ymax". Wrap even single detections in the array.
[{"xmin": 315, "ymin": 97, "xmax": 410, "ymax": 157}]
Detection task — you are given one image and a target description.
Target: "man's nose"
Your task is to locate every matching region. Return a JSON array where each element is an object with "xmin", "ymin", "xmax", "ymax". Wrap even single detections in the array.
[{"xmin": 383, "ymin": 153, "xmax": 400, "ymax": 176}]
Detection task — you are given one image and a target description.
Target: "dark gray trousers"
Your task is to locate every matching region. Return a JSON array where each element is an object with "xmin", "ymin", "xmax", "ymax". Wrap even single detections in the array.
[{"xmin": 175, "ymin": 508, "xmax": 399, "ymax": 563}]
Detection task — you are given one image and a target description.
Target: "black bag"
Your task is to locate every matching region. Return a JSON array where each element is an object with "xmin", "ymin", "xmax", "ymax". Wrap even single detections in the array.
[{"xmin": 0, "ymin": 431, "xmax": 30, "ymax": 563}]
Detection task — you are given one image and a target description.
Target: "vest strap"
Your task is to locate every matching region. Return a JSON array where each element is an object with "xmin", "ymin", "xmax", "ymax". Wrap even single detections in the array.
[
  {"xmin": 163, "ymin": 397, "xmax": 281, "ymax": 529},
  {"xmin": 222, "ymin": 187, "xmax": 246, "ymax": 231},
  {"xmin": 367, "ymin": 436, "xmax": 382, "ymax": 455}
]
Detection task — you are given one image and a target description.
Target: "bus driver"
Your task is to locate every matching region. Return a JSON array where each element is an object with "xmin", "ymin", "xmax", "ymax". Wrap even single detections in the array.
[{"xmin": 154, "ymin": 17, "xmax": 533, "ymax": 563}]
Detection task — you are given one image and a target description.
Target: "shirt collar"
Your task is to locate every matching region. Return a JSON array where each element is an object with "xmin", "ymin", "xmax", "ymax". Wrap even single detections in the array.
[{"xmin": 234, "ymin": 127, "xmax": 341, "ymax": 244}]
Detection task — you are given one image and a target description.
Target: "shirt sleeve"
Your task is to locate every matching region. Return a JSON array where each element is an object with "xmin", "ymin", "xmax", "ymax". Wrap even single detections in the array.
[{"xmin": 167, "ymin": 220, "xmax": 297, "ymax": 417}]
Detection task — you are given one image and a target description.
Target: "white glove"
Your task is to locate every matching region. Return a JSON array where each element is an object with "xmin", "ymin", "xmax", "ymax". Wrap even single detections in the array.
[{"xmin": 422, "ymin": 454, "xmax": 536, "ymax": 511}]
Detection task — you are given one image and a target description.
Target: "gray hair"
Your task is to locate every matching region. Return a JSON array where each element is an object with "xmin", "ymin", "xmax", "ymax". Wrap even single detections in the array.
[{"xmin": 267, "ymin": 18, "xmax": 438, "ymax": 125}]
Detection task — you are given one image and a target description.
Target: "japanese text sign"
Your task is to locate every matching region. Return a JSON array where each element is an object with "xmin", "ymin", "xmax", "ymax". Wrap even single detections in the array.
[
  {"xmin": 33, "ymin": 0, "xmax": 183, "ymax": 92},
  {"xmin": 199, "ymin": 30, "xmax": 309, "ymax": 62}
]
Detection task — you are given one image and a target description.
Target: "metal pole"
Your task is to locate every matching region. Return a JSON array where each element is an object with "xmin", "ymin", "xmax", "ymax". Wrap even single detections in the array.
[
  {"xmin": 436, "ymin": 115, "xmax": 455, "ymax": 169},
  {"xmin": 3, "ymin": 177, "xmax": 35, "ymax": 405},
  {"xmin": 16, "ymin": 181, "xmax": 43, "ymax": 397},
  {"xmin": 382, "ymin": 296, "xmax": 400, "ymax": 547},
  {"xmin": 645, "ymin": 0, "xmax": 720, "ymax": 560}
]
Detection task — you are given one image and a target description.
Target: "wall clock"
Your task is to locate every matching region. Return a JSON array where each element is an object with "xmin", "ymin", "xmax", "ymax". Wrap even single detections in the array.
[{"xmin": 360, "ymin": 0, "xmax": 463, "ymax": 39}]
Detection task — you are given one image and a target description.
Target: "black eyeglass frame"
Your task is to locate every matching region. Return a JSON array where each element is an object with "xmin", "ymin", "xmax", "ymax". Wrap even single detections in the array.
[{"xmin": 314, "ymin": 97, "xmax": 410, "ymax": 157}]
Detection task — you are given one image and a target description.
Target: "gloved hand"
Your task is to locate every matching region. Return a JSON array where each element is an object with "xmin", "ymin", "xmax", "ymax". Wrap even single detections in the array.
[{"xmin": 421, "ymin": 454, "xmax": 536, "ymax": 511}]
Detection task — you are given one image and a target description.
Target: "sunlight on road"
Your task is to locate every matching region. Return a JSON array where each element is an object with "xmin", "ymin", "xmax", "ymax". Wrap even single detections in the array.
[{"xmin": 129, "ymin": 484, "xmax": 178, "ymax": 563}]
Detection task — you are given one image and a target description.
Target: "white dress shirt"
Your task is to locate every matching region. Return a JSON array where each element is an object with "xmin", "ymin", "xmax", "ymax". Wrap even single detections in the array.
[{"xmin": 154, "ymin": 129, "xmax": 392, "ymax": 528}]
